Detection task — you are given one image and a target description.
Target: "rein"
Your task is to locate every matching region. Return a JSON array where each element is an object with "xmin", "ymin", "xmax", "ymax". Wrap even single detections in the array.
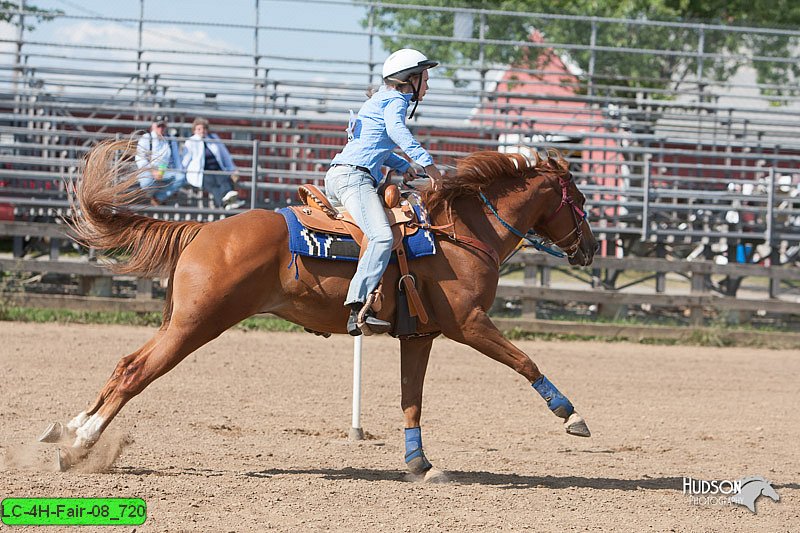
[
  {"xmin": 405, "ymin": 177, "xmax": 501, "ymax": 268},
  {"xmin": 478, "ymin": 174, "xmax": 587, "ymax": 262},
  {"xmin": 405, "ymin": 173, "xmax": 587, "ymax": 268},
  {"xmin": 427, "ymin": 224, "xmax": 500, "ymax": 268}
]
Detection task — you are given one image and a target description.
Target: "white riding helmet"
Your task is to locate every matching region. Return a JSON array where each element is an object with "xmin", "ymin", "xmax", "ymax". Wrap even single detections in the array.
[{"xmin": 382, "ymin": 49, "xmax": 438, "ymax": 82}]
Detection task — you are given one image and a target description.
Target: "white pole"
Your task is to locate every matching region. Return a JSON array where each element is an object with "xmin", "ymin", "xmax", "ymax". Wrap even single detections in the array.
[{"xmin": 349, "ymin": 336, "xmax": 365, "ymax": 440}]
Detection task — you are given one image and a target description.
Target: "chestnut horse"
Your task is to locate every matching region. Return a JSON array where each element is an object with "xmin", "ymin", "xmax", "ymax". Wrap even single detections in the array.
[{"xmin": 40, "ymin": 140, "xmax": 597, "ymax": 477}]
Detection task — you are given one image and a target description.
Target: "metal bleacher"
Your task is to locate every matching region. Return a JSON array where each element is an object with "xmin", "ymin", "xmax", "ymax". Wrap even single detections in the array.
[
  {"xmin": 0, "ymin": 1, "xmax": 798, "ymax": 329},
  {"xmin": 1, "ymin": 3, "xmax": 799, "ymax": 257}
]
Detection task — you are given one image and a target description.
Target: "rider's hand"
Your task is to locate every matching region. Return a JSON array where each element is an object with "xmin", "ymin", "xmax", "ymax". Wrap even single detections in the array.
[
  {"xmin": 403, "ymin": 161, "xmax": 425, "ymax": 183},
  {"xmin": 424, "ymin": 164, "xmax": 443, "ymax": 190}
]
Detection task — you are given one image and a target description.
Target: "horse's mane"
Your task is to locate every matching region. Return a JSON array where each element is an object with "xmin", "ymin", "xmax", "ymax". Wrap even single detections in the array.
[{"xmin": 423, "ymin": 150, "xmax": 568, "ymax": 215}]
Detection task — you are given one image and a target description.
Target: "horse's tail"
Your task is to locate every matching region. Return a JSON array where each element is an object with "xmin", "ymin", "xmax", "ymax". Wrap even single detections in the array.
[{"xmin": 69, "ymin": 139, "xmax": 203, "ymax": 277}]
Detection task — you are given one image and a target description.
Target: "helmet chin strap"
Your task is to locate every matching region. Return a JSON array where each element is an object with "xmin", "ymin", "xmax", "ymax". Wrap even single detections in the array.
[{"xmin": 408, "ymin": 75, "xmax": 422, "ymax": 119}]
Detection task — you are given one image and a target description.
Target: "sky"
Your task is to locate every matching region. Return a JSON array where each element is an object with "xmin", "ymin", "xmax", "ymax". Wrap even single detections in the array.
[
  {"xmin": 0, "ymin": 0, "xmax": 479, "ymax": 124},
  {"xmin": 30, "ymin": 0, "xmax": 371, "ymax": 55},
  {"xmin": 4, "ymin": 0, "xmax": 381, "ymax": 82}
]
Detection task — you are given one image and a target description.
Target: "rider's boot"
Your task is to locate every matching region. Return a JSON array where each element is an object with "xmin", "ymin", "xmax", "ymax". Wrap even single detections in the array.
[{"xmin": 347, "ymin": 302, "xmax": 391, "ymax": 336}]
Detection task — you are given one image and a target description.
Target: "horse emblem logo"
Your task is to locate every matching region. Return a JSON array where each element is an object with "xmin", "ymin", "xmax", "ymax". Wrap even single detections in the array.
[{"xmin": 729, "ymin": 477, "xmax": 780, "ymax": 513}]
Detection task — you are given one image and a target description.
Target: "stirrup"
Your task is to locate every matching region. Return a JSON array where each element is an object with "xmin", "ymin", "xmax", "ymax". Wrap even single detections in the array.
[
  {"xmin": 357, "ymin": 313, "xmax": 392, "ymax": 336},
  {"xmin": 358, "ymin": 294, "xmax": 391, "ymax": 336},
  {"xmin": 348, "ymin": 300, "xmax": 391, "ymax": 336}
]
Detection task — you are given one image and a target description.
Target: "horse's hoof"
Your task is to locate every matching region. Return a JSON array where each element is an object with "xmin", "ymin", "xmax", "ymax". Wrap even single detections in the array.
[
  {"xmin": 565, "ymin": 412, "xmax": 591, "ymax": 437},
  {"xmin": 423, "ymin": 468, "xmax": 450, "ymax": 484},
  {"xmin": 405, "ymin": 449, "xmax": 433, "ymax": 476},
  {"xmin": 56, "ymin": 448, "xmax": 69, "ymax": 471},
  {"xmin": 39, "ymin": 422, "xmax": 64, "ymax": 443},
  {"xmin": 406, "ymin": 457, "xmax": 429, "ymax": 475},
  {"xmin": 56, "ymin": 447, "xmax": 86, "ymax": 472}
]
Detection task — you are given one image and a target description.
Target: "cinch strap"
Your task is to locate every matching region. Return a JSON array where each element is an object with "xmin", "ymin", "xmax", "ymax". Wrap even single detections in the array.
[
  {"xmin": 287, "ymin": 252, "xmax": 299, "ymax": 280},
  {"xmin": 532, "ymin": 375, "xmax": 574, "ymax": 419}
]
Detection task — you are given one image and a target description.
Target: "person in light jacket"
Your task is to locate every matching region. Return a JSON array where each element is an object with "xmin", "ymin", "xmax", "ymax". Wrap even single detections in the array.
[
  {"xmin": 135, "ymin": 115, "xmax": 186, "ymax": 206},
  {"xmin": 182, "ymin": 117, "xmax": 242, "ymax": 209}
]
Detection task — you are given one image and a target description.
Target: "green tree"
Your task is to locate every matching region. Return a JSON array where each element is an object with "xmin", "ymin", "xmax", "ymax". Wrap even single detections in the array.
[
  {"xmin": 363, "ymin": 0, "xmax": 800, "ymax": 98},
  {"xmin": 1, "ymin": 1, "xmax": 61, "ymax": 30}
]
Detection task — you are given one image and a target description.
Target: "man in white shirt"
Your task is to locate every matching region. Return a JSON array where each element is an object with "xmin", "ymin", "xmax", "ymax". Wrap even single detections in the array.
[{"xmin": 135, "ymin": 116, "xmax": 187, "ymax": 206}]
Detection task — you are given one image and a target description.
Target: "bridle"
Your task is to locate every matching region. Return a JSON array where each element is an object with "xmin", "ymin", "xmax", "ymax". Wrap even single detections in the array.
[
  {"xmin": 539, "ymin": 174, "xmax": 588, "ymax": 258},
  {"xmin": 478, "ymin": 173, "xmax": 587, "ymax": 261}
]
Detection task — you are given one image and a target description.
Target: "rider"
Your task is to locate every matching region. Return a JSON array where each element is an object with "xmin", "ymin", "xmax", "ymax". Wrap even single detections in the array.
[{"xmin": 325, "ymin": 48, "xmax": 443, "ymax": 336}]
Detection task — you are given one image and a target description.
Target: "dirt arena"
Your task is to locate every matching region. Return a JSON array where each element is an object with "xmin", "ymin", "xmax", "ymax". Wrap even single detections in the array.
[{"xmin": 1, "ymin": 321, "xmax": 797, "ymax": 532}]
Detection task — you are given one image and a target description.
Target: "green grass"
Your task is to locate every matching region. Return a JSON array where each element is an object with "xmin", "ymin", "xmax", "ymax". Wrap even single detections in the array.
[
  {"xmin": 500, "ymin": 267, "xmax": 775, "ymax": 291},
  {"xmin": 502, "ymin": 324, "xmax": 794, "ymax": 349},
  {"xmin": 0, "ymin": 306, "xmax": 795, "ymax": 349},
  {"xmin": 504, "ymin": 327, "xmax": 672, "ymax": 345},
  {"xmin": 0, "ymin": 306, "xmax": 303, "ymax": 333},
  {"xmin": 236, "ymin": 316, "xmax": 304, "ymax": 333},
  {"xmin": 0, "ymin": 307, "xmax": 163, "ymax": 326}
]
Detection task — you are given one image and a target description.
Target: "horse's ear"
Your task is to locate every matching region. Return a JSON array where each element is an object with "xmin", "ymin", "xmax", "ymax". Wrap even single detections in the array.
[
  {"xmin": 547, "ymin": 156, "xmax": 559, "ymax": 169},
  {"xmin": 533, "ymin": 151, "xmax": 543, "ymax": 166}
]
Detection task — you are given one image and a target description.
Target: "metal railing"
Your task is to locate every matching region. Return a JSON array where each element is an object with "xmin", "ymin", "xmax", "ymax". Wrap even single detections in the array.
[{"xmin": 0, "ymin": 1, "xmax": 798, "ymax": 265}]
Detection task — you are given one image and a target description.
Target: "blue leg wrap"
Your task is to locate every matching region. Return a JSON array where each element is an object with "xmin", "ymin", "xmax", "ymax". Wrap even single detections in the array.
[
  {"xmin": 404, "ymin": 427, "xmax": 432, "ymax": 474},
  {"xmin": 532, "ymin": 375, "xmax": 574, "ymax": 419}
]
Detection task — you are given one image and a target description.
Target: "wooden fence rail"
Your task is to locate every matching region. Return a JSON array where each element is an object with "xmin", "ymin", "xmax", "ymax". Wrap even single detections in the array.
[
  {"xmin": 2, "ymin": 227, "xmax": 799, "ymax": 336},
  {"xmin": 499, "ymin": 251, "xmax": 800, "ymax": 324}
]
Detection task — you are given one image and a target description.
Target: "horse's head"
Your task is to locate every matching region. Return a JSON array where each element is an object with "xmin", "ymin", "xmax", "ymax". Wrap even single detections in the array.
[
  {"xmin": 532, "ymin": 157, "xmax": 598, "ymax": 266},
  {"xmin": 423, "ymin": 151, "xmax": 598, "ymax": 266}
]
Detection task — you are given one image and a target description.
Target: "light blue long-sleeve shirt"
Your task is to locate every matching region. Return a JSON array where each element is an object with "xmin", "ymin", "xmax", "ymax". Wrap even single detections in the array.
[{"xmin": 331, "ymin": 87, "xmax": 434, "ymax": 185}]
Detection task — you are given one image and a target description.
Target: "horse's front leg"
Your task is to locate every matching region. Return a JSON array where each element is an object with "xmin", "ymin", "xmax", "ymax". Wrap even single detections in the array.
[
  {"xmin": 445, "ymin": 307, "xmax": 590, "ymax": 437},
  {"xmin": 400, "ymin": 334, "xmax": 438, "ymax": 477}
]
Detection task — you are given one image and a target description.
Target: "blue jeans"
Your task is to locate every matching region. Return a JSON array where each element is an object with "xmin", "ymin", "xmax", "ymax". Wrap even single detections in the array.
[
  {"xmin": 324, "ymin": 165, "xmax": 393, "ymax": 306},
  {"xmin": 138, "ymin": 172, "xmax": 187, "ymax": 203},
  {"xmin": 202, "ymin": 173, "xmax": 236, "ymax": 207}
]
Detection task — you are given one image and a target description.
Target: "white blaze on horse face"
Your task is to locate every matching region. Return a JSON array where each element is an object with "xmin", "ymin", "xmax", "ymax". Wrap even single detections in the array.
[
  {"xmin": 73, "ymin": 413, "xmax": 105, "ymax": 448},
  {"xmin": 67, "ymin": 411, "xmax": 89, "ymax": 430}
]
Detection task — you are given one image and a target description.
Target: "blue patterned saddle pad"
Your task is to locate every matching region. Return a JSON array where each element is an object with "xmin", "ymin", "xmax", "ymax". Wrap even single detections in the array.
[{"xmin": 278, "ymin": 207, "xmax": 436, "ymax": 262}]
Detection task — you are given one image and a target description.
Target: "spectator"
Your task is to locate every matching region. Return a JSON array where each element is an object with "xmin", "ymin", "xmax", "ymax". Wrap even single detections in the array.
[
  {"xmin": 182, "ymin": 117, "xmax": 242, "ymax": 209},
  {"xmin": 135, "ymin": 116, "xmax": 186, "ymax": 206}
]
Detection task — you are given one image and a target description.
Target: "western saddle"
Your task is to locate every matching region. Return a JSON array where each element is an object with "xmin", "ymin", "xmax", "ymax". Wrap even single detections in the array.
[{"xmin": 289, "ymin": 183, "xmax": 428, "ymax": 327}]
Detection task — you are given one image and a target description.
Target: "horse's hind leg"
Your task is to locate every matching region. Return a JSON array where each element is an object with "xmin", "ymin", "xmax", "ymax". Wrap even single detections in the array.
[
  {"xmin": 445, "ymin": 308, "xmax": 590, "ymax": 437},
  {"xmin": 51, "ymin": 326, "xmax": 206, "ymax": 470},
  {"xmin": 39, "ymin": 334, "xmax": 166, "ymax": 444}
]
